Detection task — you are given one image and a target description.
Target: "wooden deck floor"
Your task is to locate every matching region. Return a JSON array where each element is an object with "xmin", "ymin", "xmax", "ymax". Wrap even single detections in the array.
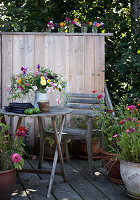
[{"xmin": 11, "ymin": 158, "xmax": 130, "ymax": 200}]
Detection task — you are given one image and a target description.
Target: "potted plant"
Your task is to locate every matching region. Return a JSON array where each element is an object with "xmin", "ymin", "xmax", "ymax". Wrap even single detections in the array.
[
  {"xmin": 0, "ymin": 122, "xmax": 26, "ymax": 200},
  {"xmin": 116, "ymin": 104, "xmax": 140, "ymax": 199},
  {"xmin": 92, "ymin": 91, "xmax": 124, "ymax": 183},
  {"xmin": 7, "ymin": 65, "xmax": 67, "ymax": 107}
]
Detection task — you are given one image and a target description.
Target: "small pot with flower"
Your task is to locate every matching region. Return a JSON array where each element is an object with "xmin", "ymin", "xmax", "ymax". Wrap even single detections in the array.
[
  {"xmin": 92, "ymin": 21, "xmax": 104, "ymax": 33},
  {"xmin": 65, "ymin": 17, "xmax": 76, "ymax": 33},
  {"xmin": 7, "ymin": 64, "xmax": 67, "ymax": 108},
  {"xmin": 46, "ymin": 21, "xmax": 54, "ymax": 33},
  {"xmin": 58, "ymin": 22, "xmax": 65, "ymax": 33},
  {"xmin": 116, "ymin": 104, "xmax": 140, "ymax": 199},
  {"xmin": 0, "ymin": 122, "xmax": 26, "ymax": 200}
]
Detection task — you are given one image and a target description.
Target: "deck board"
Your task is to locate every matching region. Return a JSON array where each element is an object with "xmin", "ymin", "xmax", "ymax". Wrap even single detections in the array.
[{"xmin": 12, "ymin": 158, "xmax": 130, "ymax": 200}]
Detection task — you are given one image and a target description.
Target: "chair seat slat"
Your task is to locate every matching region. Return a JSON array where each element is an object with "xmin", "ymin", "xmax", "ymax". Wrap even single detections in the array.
[
  {"xmin": 66, "ymin": 98, "xmax": 100, "ymax": 104},
  {"xmin": 65, "ymin": 103, "xmax": 103, "ymax": 110}
]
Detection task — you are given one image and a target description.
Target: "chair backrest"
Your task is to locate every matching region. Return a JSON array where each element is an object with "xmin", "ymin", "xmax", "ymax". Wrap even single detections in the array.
[{"xmin": 65, "ymin": 93, "xmax": 104, "ymax": 117}]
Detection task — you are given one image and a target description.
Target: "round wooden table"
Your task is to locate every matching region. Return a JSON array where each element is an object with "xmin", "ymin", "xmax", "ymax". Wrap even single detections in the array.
[{"xmin": 0, "ymin": 106, "xmax": 72, "ymax": 198}]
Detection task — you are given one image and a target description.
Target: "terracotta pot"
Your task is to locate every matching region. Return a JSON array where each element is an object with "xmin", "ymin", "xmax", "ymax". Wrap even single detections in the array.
[
  {"xmin": 0, "ymin": 168, "xmax": 16, "ymax": 200},
  {"xmin": 120, "ymin": 160, "xmax": 140, "ymax": 197},
  {"xmin": 44, "ymin": 140, "xmax": 64, "ymax": 159},
  {"xmin": 100, "ymin": 148, "xmax": 123, "ymax": 184},
  {"xmin": 79, "ymin": 139, "xmax": 100, "ymax": 156}
]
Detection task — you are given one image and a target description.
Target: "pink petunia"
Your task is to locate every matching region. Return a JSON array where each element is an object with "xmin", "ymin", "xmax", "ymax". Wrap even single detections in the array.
[
  {"xmin": 11, "ymin": 153, "xmax": 21, "ymax": 163},
  {"xmin": 32, "ymin": 86, "xmax": 38, "ymax": 91},
  {"xmin": 32, "ymin": 155, "xmax": 37, "ymax": 160},
  {"xmin": 18, "ymin": 85, "xmax": 23, "ymax": 91},
  {"xmin": 6, "ymin": 86, "xmax": 10, "ymax": 92},
  {"xmin": 97, "ymin": 94, "xmax": 104, "ymax": 99},
  {"xmin": 113, "ymin": 134, "xmax": 118, "ymax": 138},
  {"xmin": 125, "ymin": 129, "xmax": 130, "ymax": 133},
  {"xmin": 127, "ymin": 105, "xmax": 137, "ymax": 111}
]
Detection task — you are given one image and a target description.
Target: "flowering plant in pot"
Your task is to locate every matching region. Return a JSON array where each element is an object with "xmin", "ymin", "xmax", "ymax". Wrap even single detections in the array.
[
  {"xmin": 0, "ymin": 122, "xmax": 26, "ymax": 200},
  {"xmin": 116, "ymin": 104, "xmax": 140, "ymax": 198},
  {"xmin": 92, "ymin": 90, "xmax": 123, "ymax": 183},
  {"xmin": 94, "ymin": 93, "xmax": 140, "ymax": 187},
  {"xmin": 7, "ymin": 65, "xmax": 67, "ymax": 107}
]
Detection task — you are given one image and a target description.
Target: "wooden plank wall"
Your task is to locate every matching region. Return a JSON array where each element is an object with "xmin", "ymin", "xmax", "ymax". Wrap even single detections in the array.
[{"xmin": 0, "ymin": 34, "xmax": 105, "ymax": 145}]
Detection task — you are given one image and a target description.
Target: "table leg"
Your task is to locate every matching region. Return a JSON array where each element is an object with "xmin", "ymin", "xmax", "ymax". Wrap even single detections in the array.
[
  {"xmin": 9, "ymin": 116, "xmax": 14, "ymax": 138},
  {"xmin": 38, "ymin": 116, "xmax": 45, "ymax": 169},
  {"xmin": 47, "ymin": 115, "xmax": 66, "ymax": 198},
  {"xmin": 15, "ymin": 117, "xmax": 22, "ymax": 132}
]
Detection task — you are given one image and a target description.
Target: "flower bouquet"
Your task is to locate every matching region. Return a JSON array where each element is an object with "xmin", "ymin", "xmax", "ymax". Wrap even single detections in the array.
[
  {"xmin": 46, "ymin": 21, "xmax": 54, "ymax": 32},
  {"xmin": 7, "ymin": 64, "xmax": 67, "ymax": 101},
  {"xmin": 92, "ymin": 21, "xmax": 104, "ymax": 33}
]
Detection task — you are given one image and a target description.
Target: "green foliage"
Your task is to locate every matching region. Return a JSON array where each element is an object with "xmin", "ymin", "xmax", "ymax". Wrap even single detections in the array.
[
  {"xmin": 0, "ymin": 122, "xmax": 25, "ymax": 171},
  {"xmin": 0, "ymin": 0, "xmax": 139, "ymax": 104}
]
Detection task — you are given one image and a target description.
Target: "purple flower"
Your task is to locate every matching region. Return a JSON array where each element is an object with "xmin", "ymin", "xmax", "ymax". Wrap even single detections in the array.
[
  {"xmin": 36, "ymin": 64, "xmax": 40, "ymax": 69},
  {"xmin": 130, "ymin": 128, "xmax": 136, "ymax": 132},
  {"xmin": 21, "ymin": 66, "xmax": 28, "ymax": 75},
  {"xmin": 132, "ymin": 118, "xmax": 135, "ymax": 122},
  {"xmin": 65, "ymin": 17, "xmax": 70, "ymax": 22},
  {"xmin": 26, "ymin": 83, "xmax": 29, "ymax": 86},
  {"xmin": 118, "ymin": 119, "xmax": 126, "ymax": 124}
]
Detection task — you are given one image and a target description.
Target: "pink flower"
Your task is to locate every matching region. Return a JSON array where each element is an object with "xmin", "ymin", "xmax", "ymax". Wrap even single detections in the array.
[
  {"xmin": 36, "ymin": 64, "xmax": 40, "ymax": 69},
  {"xmin": 11, "ymin": 153, "xmax": 21, "ymax": 163},
  {"xmin": 125, "ymin": 129, "xmax": 130, "ymax": 133},
  {"xmin": 26, "ymin": 83, "xmax": 29, "ymax": 86},
  {"xmin": 97, "ymin": 94, "xmax": 104, "ymax": 99},
  {"xmin": 18, "ymin": 85, "xmax": 23, "ymax": 91},
  {"xmin": 56, "ymin": 98, "xmax": 61, "ymax": 104},
  {"xmin": 127, "ymin": 105, "xmax": 137, "ymax": 111},
  {"xmin": 32, "ymin": 155, "xmax": 37, "ymax": 160},
  {"xmin": 32, "ymin": 86, "xmax": 38, "ymax": 91},
  {"xmin": 6, "ymin": 86, "xmax": 11, "ymax": 92},
  {"xmin": 118, "ymin": 119, "xmax": 126, "ymax": 124},
  {"xmin": 113, "ymin": 134, "xmax": 118, "ymax": 138}
]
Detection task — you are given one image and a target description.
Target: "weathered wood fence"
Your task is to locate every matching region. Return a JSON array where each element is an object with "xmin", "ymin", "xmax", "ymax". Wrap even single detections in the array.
[{"xmin": 0, "ymin": 32, "xmax": 113, "ymax": 145}]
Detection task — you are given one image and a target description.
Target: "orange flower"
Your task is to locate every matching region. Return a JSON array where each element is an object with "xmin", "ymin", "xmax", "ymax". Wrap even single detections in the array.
[
  {"xmin": 96, "ymin": 23, "xmax": 100, "ymax": 27},
  {"xmin": 88, "ymin": 22, "xmax": 92, "ymax": 26}
]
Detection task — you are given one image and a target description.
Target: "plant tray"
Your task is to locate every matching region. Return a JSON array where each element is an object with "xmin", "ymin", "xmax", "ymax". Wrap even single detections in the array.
[
  {"xmin": 4, "ymin": 103, "xmax": 34, "ymax": 114},
  {"xmin": 9, "ymin": 103, "xmax": 34, "ymax": 109}
]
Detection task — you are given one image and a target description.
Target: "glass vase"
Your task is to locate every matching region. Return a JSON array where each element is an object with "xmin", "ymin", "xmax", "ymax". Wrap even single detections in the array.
[
  {"xmin": 81, "ymin": 26, "xmax": 87, "ymax": 33},
  {"xmin": 58, "ymin": 27, "xmax": 65, "ymax": 33},
  {"xmin": 69, "ymin": 24, "xmax": 75, "ymax": 33},
  {"xmin": 92, "ymin": 26, "xmax": 98, "ymax": 33},
  {"xmin": 46, "ymin": 27, "xmax": 51, "ymax": 33}
]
